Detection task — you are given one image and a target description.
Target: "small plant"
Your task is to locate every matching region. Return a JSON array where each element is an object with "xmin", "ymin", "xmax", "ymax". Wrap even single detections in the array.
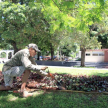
[{"xmin": 2, "ymin": 73, "xmax": 107, "ymax": 92}]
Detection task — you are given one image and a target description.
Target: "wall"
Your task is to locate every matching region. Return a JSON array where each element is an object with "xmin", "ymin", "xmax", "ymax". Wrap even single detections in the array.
[
  {"xmin": 85, "ymin": 51, "xmax": 104, "ymax": 62},
  {"xmin": 0, "ymin": 50, "xmax": 14, "ymax": 63}
]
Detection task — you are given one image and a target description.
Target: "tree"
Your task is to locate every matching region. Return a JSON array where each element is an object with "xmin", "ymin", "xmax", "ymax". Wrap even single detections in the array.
[
  {"xmin": 35, "ymin": 0, "xmax": 106, "ymax": 64},
  {"xmin": 70, "ymin": 30, "xmax": 101, "ymax": 66},
  {"xmin": 0, "ymin": 2, "xmax": 50, "ymax": 53},
  {"xmin": 35, "ymin": 0, "xmax": 106, "ymax": 32},
  {"xmin": 89, "ymin": 14, "xmax": 108, "ymax": 48},
  {"xmin": 1, "ymin": 0, "xmax": 107, "ymax": 63},
  {"xmin": 0, "ymin": 1, "xmax": 62, "ymax": 58}
]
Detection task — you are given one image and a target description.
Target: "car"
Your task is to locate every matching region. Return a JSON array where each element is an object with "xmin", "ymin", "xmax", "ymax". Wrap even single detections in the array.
[{"xmin": 43, "ymin": 56, "xmax": 51, "ymax": 61}]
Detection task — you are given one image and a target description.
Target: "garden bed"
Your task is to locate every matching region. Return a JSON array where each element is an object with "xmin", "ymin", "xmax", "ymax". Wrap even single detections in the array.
[{"xmin": 0, "ymin": 71, "xmax": 108, "ymax": 93}]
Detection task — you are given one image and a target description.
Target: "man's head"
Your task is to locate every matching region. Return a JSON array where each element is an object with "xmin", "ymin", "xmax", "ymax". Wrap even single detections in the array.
[{"xmin": 28, "ymin": 43, "xmax": 40, "ymax": 57}]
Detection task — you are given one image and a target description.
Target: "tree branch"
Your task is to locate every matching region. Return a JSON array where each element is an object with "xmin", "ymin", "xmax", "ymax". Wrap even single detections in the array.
[
  {"xmin": 52, "ymin": 0, "xmax": 62, "ymax": 12},
  {"xmin": 40, "ymin": 0, "xmax": 46, "ymax": 12},
  {"xmin": 94, "ymin": 30, "xmax": 108, "ymax": 37}
]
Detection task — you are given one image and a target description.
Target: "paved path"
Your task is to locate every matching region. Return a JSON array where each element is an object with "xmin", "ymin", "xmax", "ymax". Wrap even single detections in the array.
[
  {"xmin": 37, "ymin": 61, "xmax": 108, "ymax": 69},
  {"xmin": 39, "ymin": 65, "xmax": 108, "ymax": 70}
]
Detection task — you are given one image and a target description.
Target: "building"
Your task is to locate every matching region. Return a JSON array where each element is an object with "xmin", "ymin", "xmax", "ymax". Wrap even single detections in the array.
[
  {"xmin": 0, "ymin": 50, "xmax": 14, "ymax": 63},
  {"xmin": 85, "ymin": 49, "xmax": 108, "ymax": 62}
]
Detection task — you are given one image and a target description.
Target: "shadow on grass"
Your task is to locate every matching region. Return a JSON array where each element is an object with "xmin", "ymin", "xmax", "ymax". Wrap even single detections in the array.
[
  {"xmin": 0, "ymin": 90, "xmax": 108, "ymax": 108},
  {"xmin": 0, "ymin": 90, "xmax": 75, "ymax": 108},
  {"xmin": 94, "ymin": 72, "xmax": 108, "ymax": 77}
]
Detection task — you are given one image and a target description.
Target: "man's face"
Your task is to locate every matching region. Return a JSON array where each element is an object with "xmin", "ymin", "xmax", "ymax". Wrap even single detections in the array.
[{"xmin": 29, "ymin": 48, "xmax": 37, "ymax": 57}]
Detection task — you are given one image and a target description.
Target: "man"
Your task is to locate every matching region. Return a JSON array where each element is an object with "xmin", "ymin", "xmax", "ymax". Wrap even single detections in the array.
[{"xmin": 0, "ymin": 43, "xmax": 54, "ymax": 97}]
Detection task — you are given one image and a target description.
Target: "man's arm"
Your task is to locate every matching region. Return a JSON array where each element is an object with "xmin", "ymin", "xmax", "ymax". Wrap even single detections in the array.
[{"xmin": 21, "ymin": 53, "xmax": 48, "ymax": 76}]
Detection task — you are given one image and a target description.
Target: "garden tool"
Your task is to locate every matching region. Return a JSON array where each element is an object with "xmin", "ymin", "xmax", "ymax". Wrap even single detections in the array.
[
  {"xmin": 46, "ymin": 68, "xmax": 55, "ymax": 79},
  {"xmin": 46, "ymin": 68, "xmax": 66, "ymax": 90}
]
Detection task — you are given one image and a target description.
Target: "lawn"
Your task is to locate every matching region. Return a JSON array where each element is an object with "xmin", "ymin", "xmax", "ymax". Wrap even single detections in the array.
[
  {"xmin": 0, "ymin": 64, "xmax": 108, "ymax": 108},
  {"xmin": 48, "ymin": 66, "xmax": 108, "ymax": 77}
]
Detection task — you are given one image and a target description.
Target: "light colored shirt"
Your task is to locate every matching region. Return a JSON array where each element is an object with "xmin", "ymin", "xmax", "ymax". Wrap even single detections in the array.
[{"xmin": 2, "ymin": 49, "xmax": 48, "ymax": 76}]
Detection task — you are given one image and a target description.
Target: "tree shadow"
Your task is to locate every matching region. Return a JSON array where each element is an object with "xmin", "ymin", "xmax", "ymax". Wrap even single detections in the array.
[
  {"xmin": 0, "ymin": 90, "xmax": 74, "ymax": 108},
  {"xmin": 0, "ymin": 89, "xmax": 108, "ymax": 108}
]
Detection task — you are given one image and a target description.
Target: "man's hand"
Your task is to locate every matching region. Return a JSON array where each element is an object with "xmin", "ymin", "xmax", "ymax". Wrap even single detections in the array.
[{"xmin": 41, "ymin": 66, "xmax": 48, "ymax": 70}]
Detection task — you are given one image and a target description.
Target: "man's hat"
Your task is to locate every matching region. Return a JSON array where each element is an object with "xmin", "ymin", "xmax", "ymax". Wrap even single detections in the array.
[{"xmin": 28, "ymin": 43, "xmax": 41, "ymax": 52}]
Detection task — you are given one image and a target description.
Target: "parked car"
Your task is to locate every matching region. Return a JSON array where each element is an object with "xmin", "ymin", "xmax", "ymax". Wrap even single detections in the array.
[{"xmin": 43, "ymin": 56, "xmax": 51, "ymax": 61}]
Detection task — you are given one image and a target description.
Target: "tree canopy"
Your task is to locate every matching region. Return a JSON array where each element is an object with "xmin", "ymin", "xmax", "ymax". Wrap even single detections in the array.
[
  {"xmin": 0, "ymin": 0, "xmax": 108, "ymax": 65},
  {"xmin": 35, "ymin": 0, "xmax": 107, "ymax": 32},
  {"xmin": 0, "ymin": 1, "xmax": 51, "ymax": 53}
]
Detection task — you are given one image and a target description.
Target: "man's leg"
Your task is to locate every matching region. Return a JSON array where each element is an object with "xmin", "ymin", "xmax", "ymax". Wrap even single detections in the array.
[
  {"xmin": 0, "ymin": 75, "xmax": 13, "ymax": 91},
  {"xmin": 21, "ymin": 70, "xmax": 30, "ymax": 91},
  {"xmin": 21, "ymin": 70, "xmax": 33, "ymax": 97}
]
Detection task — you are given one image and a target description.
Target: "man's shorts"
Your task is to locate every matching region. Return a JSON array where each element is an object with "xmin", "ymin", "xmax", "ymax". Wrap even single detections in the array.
[{"xmin": 2, "ymin": 66, "xmax": 25, "ymax": 87}]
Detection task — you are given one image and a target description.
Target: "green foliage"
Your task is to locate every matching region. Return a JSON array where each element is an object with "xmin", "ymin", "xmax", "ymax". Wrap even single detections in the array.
[
  {"xmin": 37, "ymin": 0, "xmax": 107, "ymax": 33},
  {"xmin": 90, "ymin": 13, "xmax": 108, "ymax": 48},
  {"xmin": 0, "ymin": 0, "xmax": 107, "ymax": 57},
  {"xmin": 70, "ymin": 52, "xmax": 76, "ymax": 59},
  {"xmin": 3, "ymin": 0, "xmax": 107, "ymax": 35},
  {"xmin": 0, "ymin": 2, "xmax": 51, "ymax": 50},
  {"xmin": 0, "ymin": 52, "xmax": 6, "ymax": 58},
  {"xmin": 36, "ymin": 0, "xmax": 106, "ymax": 60}
]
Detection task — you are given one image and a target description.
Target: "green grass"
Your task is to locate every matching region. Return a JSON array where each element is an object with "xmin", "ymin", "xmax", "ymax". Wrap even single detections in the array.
[
  {"xmin": 48, "ymin": 66, "xmax": 108, "ymax": 77},
  {"xmin": 73, "ymin": 66, "xmax": 95, "ymax": 68},
  {"xmin": 0, "ymin": 90, "xmax": 108, "ymax": 108},
  {"xmin": 0, "ymin": 64, "xmax": 108, "ymax": 108}
]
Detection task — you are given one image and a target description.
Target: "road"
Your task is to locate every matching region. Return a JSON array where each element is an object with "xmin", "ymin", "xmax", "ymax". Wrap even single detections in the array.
[
  {"xmin": 36, "ymin": 60, "xmax": 108, "ymax": 69},
  {"xmin": 65, "ymin": 61, "xmax": 108, "ymax": 68},
  {"xmin": 1, "ymin": 60, "xmax": 108, "ymax": 69}
]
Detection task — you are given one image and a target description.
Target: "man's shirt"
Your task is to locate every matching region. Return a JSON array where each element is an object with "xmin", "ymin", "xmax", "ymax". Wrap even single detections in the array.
[{"xmin": 2, "ymin": 49, "xmax": 48, "ymax": 76}]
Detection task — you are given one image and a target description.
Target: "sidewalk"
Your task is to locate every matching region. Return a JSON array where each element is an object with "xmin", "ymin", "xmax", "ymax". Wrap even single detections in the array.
[
  {"xmin": 36, "ymin": 60, "xmax": 108, "ymax": 69},
  {"xmin": 38, "ymin": 65, "xmax": 108, "ymax": 70}
]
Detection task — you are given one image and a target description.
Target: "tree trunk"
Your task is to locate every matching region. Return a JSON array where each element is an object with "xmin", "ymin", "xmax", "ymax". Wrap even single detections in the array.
[
  {"xmin": 60, "ymin": 47, "xmax": 62, "ymax": 61},
  {"xmin": 50, "ymin": 44, "xmax": 54, "ymax": 61},
  {"xmin": 80, "ymin": 47, "xmax": 86, "ymax": 67},
  {"xmin": 57, "ymin": 47, "xmax": 59, "ymax": 60},
  {"xmin": 11, "ymin": 42, "xmax": 19, "ymax": 54},
  {"xmin": 37, "ymin": 52, "xmax": 40, "ymax": 60}
]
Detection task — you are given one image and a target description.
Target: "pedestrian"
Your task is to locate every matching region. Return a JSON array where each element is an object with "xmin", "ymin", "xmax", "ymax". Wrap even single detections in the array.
[{"xmin": 0, "ymin": 43, "xmax": 54, "ymax": 97}]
